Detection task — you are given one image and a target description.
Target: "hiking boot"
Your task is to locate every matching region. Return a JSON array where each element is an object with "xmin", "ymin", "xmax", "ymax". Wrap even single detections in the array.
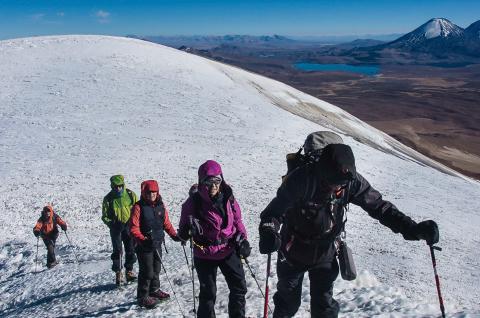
[
  {"xmin": 137, "ymin": 296, "xmax": 160, "ymax": 309},
  {"xmin": 150, "ymin": 289, "xmax": 170, "ymax": 301},
  {"xmin": 125, "ymin": 270, "xmax": 137, "ymax": 282},
  {"xmin": 115, "ymin": 271, "xmax": 123, "ymax": 286},
  {"xmin": 47, "ymin": 261, "xmax": 58, "ymax": 269}
]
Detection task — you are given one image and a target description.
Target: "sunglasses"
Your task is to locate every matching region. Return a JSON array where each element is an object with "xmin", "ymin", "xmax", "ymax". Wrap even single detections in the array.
[
  {"xmin": 115, "ymin": 184, "xmax": 124, "ymax": 188},
  {"xmin": 203, "ymin": 177, "xmax": 222, "ymax": 187}
]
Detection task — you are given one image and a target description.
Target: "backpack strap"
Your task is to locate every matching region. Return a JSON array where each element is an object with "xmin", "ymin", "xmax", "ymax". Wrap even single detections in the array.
[
  {"xmin": 302, "ymin": 164, "xmax": 318, "ymax": 202},
  {"xmin": 192, "ymin": 191, "xmax": 202, "ymax": 220}
]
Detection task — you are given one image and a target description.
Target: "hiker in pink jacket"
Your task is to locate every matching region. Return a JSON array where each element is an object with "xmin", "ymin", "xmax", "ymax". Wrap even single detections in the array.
[{"xmin": 178, "ymin": 160, "xmax": 250, "ymax": 318}]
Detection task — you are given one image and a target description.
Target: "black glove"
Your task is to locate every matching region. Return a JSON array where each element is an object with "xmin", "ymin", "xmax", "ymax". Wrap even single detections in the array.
[
  {"xmin": 61, "ymin": 224, "xmax": 67, "ymax": 231},
  {"xmin": 33, "ymin": 230, "xmax": 40, "ymax": 238},
  {"xmin": 236, "ymin": 238, "xmax": 252, "ymax": 258},
  {"xmin": 416, "ymin": 220, "xmax": 439, "ymax": 245},
  {"xmin": 142, "ymin": 229, "xmax": 154, "ymax": 248},
  {"xmin": 259, "ymin": 218, "xmax": 281, "ymax": 254}
]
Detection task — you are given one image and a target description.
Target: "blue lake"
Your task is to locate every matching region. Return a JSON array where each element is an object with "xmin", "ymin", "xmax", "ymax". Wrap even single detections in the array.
[{"xmin": 294, "ymin": 63, "xmax": 380, "ymax": 76}]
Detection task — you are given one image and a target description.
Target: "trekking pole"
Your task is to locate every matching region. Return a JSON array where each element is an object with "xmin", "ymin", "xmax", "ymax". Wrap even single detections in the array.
[
  {"xmin": 156, "ymin": 248, "xmax": 186, "ymax": 317},
  {"xmin": 63, "ymin": 230, "xmax": 80, "ymax": 263},
  {"xmin": 264, "ymin": 253, "xmax": 272, "ymax": 318},
  {"xmin": 429, "ymin": 245, "xmax": 446, "ymax": 318},
  {"xmin": 188, "ymin": 215, "xmax": 197, "ymax": 315},
  {"xmin": 35, "ymin": 237, "xmax": 39, "ymax": 273},
  {"xmin": 189, "ymin": 236, "xmax": 197, "ymax": 315},
  {"xmin": 182, "ymin": 244, "xmax": 192, "ymax": 277},
  {"xmin": 242, "ymin": 257, "xmax": 272, "ymax": 315}
]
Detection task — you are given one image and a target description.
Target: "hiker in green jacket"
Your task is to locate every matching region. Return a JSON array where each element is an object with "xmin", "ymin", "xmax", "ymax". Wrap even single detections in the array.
[{"xmin": 102, "ymin": 174, "xmax": 138, "ymax": 286}]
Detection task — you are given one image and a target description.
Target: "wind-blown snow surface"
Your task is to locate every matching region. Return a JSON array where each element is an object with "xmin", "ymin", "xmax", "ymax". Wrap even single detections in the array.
[{"xmin": 0, "ymin": 36, "xmax": 479, "ymax": 317}]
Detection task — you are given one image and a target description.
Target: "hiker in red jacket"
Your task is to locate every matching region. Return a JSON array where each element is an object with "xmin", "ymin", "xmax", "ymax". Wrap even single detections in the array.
[
  {"xmin": 129, "ymin": 180, "xmax": 182, "ymax": 309},
  {"xmin": 33, "ymin": 205, "xmax": 68, "ymax": 268}
]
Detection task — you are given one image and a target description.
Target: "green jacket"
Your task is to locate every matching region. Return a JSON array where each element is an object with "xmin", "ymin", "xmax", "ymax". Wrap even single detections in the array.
[{"xmin": 102, "ymin": 188, "xmax": 138, "ymax": 225}]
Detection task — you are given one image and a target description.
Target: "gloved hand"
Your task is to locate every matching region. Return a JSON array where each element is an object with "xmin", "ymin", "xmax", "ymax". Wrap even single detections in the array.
[
  {"xmin": 33, "ymin": 230, "xmax": 40, "ymax": 238},
  {"xmin": 416, "ymin": 220, "xmax": 439, "ymax": 245},
  {"xmin": 237, "ymin": 239, "xmax": 252, "ymax": 258},
  {"xmin": 177, "ymin": 228, "xmax": 191, "ymax": 242},
  {"xmin": 259, "ymin": 218, "xmax": 281, "ymax": 254},
  {"xmin": 61, "ymin": 224, "xmax": 67, "ymax": 231},
  {"xmin": 142, "ymin": 229, "xmax": 154, "ymax": 248}
]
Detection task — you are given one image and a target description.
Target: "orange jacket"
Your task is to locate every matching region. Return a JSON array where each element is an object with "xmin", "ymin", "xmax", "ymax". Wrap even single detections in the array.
[{"xmin": 33, "ymin": 206, "xmax": 67, "ymax": 238}]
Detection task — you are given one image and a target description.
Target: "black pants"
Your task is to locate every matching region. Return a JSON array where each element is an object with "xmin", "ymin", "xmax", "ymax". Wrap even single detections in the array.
[
  {"xmin": 110, "ymin": 223, "xmax": 136, "ymax": 272},
  {"xmin": 42, "ymin": 238, "xmax": 56, "ymax": 266},
  {"xmin": 194, "ymin": 252, "xmax": 247, "ymax": 318},
  {"xmin": 136, "ymin": 246, "xmax": 162, "ymax": 299},
  {"xmin": 273, "ymin": 258, "xmax": 339, "ymax": 318}
]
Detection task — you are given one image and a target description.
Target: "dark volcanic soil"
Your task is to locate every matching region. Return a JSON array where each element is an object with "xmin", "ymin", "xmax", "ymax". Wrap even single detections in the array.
[
  {"xmin": 281, "ymin": 64, "xmax": 480, "ymax": 179},
  {"xmin": 204, "ymin": 55, "xmax": 480, "ymax": 179}
]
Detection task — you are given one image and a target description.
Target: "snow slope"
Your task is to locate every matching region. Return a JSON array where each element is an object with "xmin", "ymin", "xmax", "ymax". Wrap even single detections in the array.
[{"xmin": 0, "ymin": 35, "xmax": 479, "ymax": 317}]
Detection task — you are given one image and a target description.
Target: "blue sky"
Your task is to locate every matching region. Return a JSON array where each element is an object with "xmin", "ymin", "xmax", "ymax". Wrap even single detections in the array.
[{"xmin": 0, "ymin": 0, "xmax": 479, "ymax": 40}]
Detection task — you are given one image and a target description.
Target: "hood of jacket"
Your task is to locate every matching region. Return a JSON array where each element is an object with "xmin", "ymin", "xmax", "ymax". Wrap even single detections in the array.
[
  {"xmin": 197, "ymin": 160, "xmax": 226, "ymax": 202},
  {"xmin": 110, "ymin": 174, "xmax": 125, "ymax": 188},
  {"xmin": 41, "ymin": 205, "xmax": 54, "ymax": 221},
  {"xmin": 140, "ymin": 179, "xmax": 161, "ymax": 204},
  {"xmin": 317, "ymin": 144, "xmax": 356, "ymax": 185}
]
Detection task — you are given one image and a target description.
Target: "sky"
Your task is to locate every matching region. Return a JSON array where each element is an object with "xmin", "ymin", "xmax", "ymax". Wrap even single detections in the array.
[{"xmin": 0, "ymin": 0, "xmax": 479, "ymax": 40}]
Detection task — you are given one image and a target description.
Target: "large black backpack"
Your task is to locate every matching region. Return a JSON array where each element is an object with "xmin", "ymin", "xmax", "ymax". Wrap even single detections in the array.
[{"xmin": 281, "ymin": 131, "xmax": 351, "ymax": 266}]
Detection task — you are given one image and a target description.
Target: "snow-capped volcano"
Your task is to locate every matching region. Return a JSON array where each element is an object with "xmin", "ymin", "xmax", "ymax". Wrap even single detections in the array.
[
  {"xmin": 0, "ymin": 36, "xmax": 479, "ymax": 317},
  {"xmin": 419, "ymin": 18, "xmax": 463, "ymax": 40},
  {"xmin": 384, "ymin": 18, "xmax": 465, "ymax": 52}
]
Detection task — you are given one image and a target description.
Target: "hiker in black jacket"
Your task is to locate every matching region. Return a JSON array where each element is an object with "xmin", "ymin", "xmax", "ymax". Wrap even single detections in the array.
[{"xmin": 259, "ymin": 131, "xmax": 439, "ymax": 318}]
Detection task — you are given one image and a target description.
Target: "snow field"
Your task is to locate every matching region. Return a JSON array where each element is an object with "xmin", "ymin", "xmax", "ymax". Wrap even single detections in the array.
[{"xmin": 0, "ymin": 35, "xmax": 479, "ymax": 317}]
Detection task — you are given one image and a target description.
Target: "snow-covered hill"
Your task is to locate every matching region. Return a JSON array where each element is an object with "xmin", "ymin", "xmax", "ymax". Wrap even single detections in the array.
[{"xmin": 0, "ymin": 35, "xmax": 479, "ymax": 317}]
